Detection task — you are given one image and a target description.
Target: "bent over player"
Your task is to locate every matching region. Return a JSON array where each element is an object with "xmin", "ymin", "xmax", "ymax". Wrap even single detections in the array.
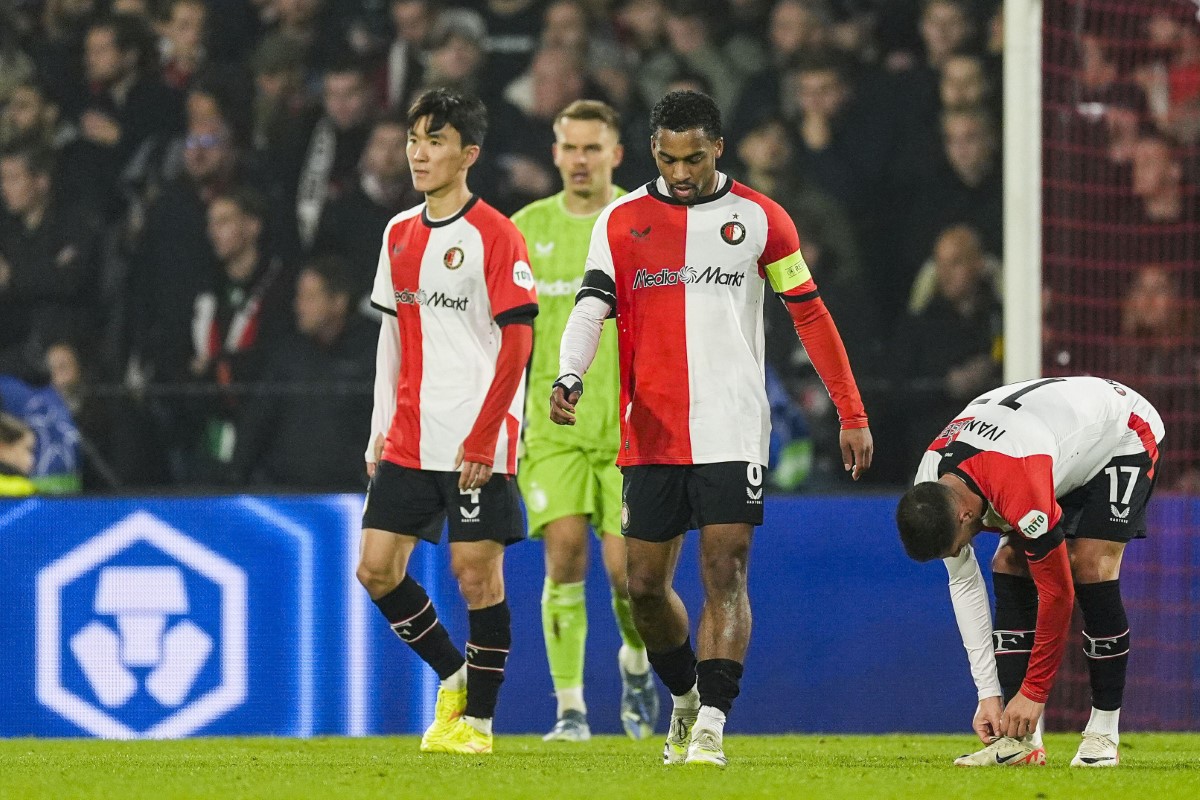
[
  {"xmin": 552, "ymin": 91, "xmax": 873, "ymax": 768},
  {"xmin": 512, "ymin": 100, "xmax": 657, "ymax": 742},
  {"xmin": 357, "ymin": 89, "xmax": 537, "ymax": 755},
  {"xmin": 896, "ymin": 376, "xmax": 1163, "ymax": 767}
]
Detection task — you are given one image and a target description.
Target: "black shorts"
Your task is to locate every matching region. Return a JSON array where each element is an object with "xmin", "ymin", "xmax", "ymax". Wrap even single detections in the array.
[
  {"xmin": 1059, "ymin": 452, "xmax": 1157, "ymax": 544},
  {"xmin": 362, "ymin": 460, "xmax": 525, "ymax": 546},
  {"xmin": 621, "ymin": 461, "xmax": 765, "ymax": 542}
]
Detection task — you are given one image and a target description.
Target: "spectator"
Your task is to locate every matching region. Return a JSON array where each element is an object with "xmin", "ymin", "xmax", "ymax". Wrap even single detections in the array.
[
  {"xmin": 250, "ymin": 33, "xmax": 313, "ymax": 155},
  {"xmin": 313, "ymin": 113, "xmax": 421, "ymax": 302},
  {"xmin": 229, "ymin": 256, "xmax": 375, "ymax": 489},
  {"xmin": 0, "ymin": 5, "xmax": 35, "ymax": 105},
  {"xmin": 157, "ymin": 0, "xmax": 209, "ymax": 91},
  {"xmin": 419, "ymin": 12, "xmax": 489, "ymax": 96},
  {"xmin": 940, "ymin": 52, "xmax": 994, "ymax": 114},
  {"xmin": 637, "ymin": 1, "xmax": 745, "ymax": 118},
  {"xmin": 0, "ymin": 146, "xmax": 101, "ymax": 375},
  {"xmin": 1098, "ymin": 265, "xmax": 1200, "ymax": 490},
  {"xmin": 184, "ymin": 188, "xmax": 292, "ymax": 479},
  {"xmin": 131, "ymin": 101, "xmax": 256, "ymax": 383},
  {"xmin": 540, "ymin": 0, "xmax": 629, "ymax": 109},
  {"xmin": 730, "ymin": 0, "xmax": 832, "ymax": 144},
  {"xmin": 275, "ymin": 56, "xmax": 374, "ymax": 252},
  {"xmin": 28, "ymin": 0, "xmax": 98, "ymax": 113},
  {"xmin": 889, "ymin": 224, "xmax": 1001, "ymax": 466},
  {"xmin": 72, "ymin": 14, "xmax": 185, "ymax": 218},
  {"xmin": 0, "ymin": 412, "xmax": 37, "ymax": 497},
  {"xmin": 0, "ymin": 81, "xmax": 71, "ymax": 152},
  {"xmin": 372, "ymin": 0, "xmax": 436, "ymax": 109}
]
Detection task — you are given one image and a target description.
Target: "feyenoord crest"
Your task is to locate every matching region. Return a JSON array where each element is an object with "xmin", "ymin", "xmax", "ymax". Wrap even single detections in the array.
[
  {"xmin": 720, "ymin": 220, "xmax": 746, "ymax": 245},
  {"xmin": 443, "ymin": 246, "xmax": 465, "ymax": 270}
]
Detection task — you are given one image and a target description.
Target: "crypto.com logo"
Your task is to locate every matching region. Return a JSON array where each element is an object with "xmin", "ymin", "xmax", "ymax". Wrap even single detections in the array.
[{"xmin": 36, "ymin": 511, "xmax": 247, "ymax": 738}]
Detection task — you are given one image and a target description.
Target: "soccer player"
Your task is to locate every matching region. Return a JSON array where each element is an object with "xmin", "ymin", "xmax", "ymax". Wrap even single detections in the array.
[
  {"xmin": 896, "ymin": 376, "xmax": 1163, "ymax": 767},
  {"xmin": 356, "ymin": 89, "xmax": 538, "ymax": 755},
  {"xmin": 512, "ymin": 100, "xmax": 658, "ymax": 743},
  {"xmin": 551, "ymin": 90, "xmax": 873, "ymax": 768}
]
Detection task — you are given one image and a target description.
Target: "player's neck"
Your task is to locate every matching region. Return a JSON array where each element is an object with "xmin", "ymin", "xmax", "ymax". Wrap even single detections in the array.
[
  {"xmin": 562, "ymin": 185, "xmax": 613, "ymax": 217},
  {"xmin": 424, "ymin": 180, "xmax": 473, "ymax": 220}
]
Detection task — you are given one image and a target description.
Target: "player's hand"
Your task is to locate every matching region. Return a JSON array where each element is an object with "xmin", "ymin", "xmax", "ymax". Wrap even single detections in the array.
[
  {"xmin": 839, "ymin": 426, "xmax": 874, "ymax": 480},
  {"xmin": 973, "ymin": 695, "xmax": 1004, "ymax": 744},
  {"xmin": 365, "ymin": 433, "xmax": 385, "ymax": 478},
  {"xmin": 455, "ymin": 444, "xmax": 493, "ymax": 491},
  {"xmin": 999, "ymin": 691, "xmax": 1044, "ymax": 739},
  {"xmin": 550, "ymin": 373, "xmax": 583, "ymax": 426}
]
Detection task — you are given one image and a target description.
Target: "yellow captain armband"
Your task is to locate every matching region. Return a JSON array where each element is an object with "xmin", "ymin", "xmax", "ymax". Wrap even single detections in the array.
[{"xmin": 764, "ymin": 250, "xmax": 812, "ymax": 293}]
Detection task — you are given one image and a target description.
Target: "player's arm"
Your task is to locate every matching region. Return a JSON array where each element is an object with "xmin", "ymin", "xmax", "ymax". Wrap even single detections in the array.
[
  {"xmin": 943, "ymin": 543, "xmax": 1004, "ymax": 741},
  {"xmin": 459, "ymin": 228, "xmax": 539, "ymax": 489},
  {"xmin": 552, "ymin": 206, "xmax": 618, "ymax": 425},
  {"xmin": 761, "ymin": 203, "xmax": 871, "ymax": 478},
  {"xmin": 367, "ymin": 236, "xmax": 399, "ymax": 477},
  {"xmin": 965, "ymin": 452, "xmax": 1074, "ymax": 736}
]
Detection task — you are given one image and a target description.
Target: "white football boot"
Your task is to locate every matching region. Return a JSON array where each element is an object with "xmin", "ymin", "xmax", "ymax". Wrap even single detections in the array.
[{"xmin": 954, "ymin": 735, "xmax": 1047, "ymax": 766}]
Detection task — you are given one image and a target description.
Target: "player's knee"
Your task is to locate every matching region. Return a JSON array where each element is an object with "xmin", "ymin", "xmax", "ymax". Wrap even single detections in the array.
[
  {"xmin": 1069, "ymin": 549, "xmax": 1119, "ymax": 583},
  {"xmin": 701, "ymin": 548, "xmax": 749, "ymax": 596},
  {"xmin": 451, "ymin": 554, "xmax": 504, "ymax": 606},
  {"xmin": 356, "ymin": 561, "xmax": 399, "ymax": 597},
  {"xmin": 546, "ymin": 546, "xmax": 587, "ymax": 583},
  {"xmin": 626, "ymin": 570, "xmax": 667, "ymax": 606}
]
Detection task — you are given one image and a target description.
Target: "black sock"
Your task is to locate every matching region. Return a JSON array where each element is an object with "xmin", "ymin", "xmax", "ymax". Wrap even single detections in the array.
[
  {"xmin": 373, "ymin": 575, "xmax": 465, "ymax": 680},
  {"xmin": 697, "ymin": 659, "xmax": 744, "ymax": 716},
  {"xmin": 993, "ymin": 573, "xmax": 1038, "ymax": 703},
  {"xmin": 465, "ymin": 600, "xmax": 511, "ymax": 719},
  {"xmin": 1075, "ymin": 580, "xmax": 1129, "ymax": 711},
  {"xmin": 647, "ymin": 637, "xmax": 698, "ymax": 698}
]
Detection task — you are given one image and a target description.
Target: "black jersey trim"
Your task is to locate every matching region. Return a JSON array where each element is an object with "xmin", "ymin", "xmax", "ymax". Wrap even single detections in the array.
[
  {"xmin": 781, "ymin": 288, "xmax": 821, "ymax": 303},
  {"xmin": 495, "ymin": 303, "xmax": 539, "ymax": 327},
  {"xmin": 422, "ymin": 195, "xmax": 479, "ymax": 228},
  {"xmin": 645, "ymin": 175, "xmax": 734, "ymax": 206},
  {"xmin": 371, "ymin": 300, "xmax": 398, "ymax": 317}
]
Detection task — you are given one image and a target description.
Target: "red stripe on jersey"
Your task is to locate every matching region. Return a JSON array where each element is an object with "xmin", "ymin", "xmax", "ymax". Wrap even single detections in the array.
[
  {"xmin": 505, "ymin": 413, "xmax": 519, "ymax": 474},
  {"xmin": 383, "ymin": 219, "xmax": 431, "ymax": 468},
  {"xmin": 1128, "ymin": 412, "xmax": 1160, "ymax": 478},
  {"xmin": 609, "ymin": 197, "xmax": 692, "ymax": 465}
]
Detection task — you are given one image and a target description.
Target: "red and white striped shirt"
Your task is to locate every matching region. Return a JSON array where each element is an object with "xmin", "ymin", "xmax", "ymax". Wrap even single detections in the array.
[
  {"xmin": 576, "ymin": 174, "xmax": 866, "ymax": 467},
  {"xmin": 370, "ymin": 196, "xmax": 538, "ymax": 474}
]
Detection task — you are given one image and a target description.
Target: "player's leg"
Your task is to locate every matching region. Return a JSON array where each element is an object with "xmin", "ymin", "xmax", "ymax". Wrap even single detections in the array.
[
  {"xmin": 1069, "ymin": 538, "xmax": 1127, "ymax": 766},
  {"xmin": 1065, "ymin": 450, "xmax": 1151, "ymax": 767},
  {"xmin": 601, "ymin": 530, "xmax": 657, "ymax": 739},
  {"xmin": 681, "ymin": 462, "xmax": 764, "ymax": 769},
  {"xmin": 594, "ymin": 451, "xmax": 656, "ymax": 739},
  {"xmin": 954, "ymin": 537, "xmax": 1045, "ymax": 766},
  {"xmin": 623, "ymin": 464, "xmax": 696, "ymax": 764},
  {"xmin": 437, "ymin": 471, "xmax": 524, "ymax": 754},
  {"xmin": 541, "ymin": 514, "xmax": 593, "ymax": 741},
  {"xmin": 520, "ymin": 448, "xmax": 595, "ymax": 740},
  {"xmin": 357, "ymin": 464, "xmax": 467, "ymax": 752}
]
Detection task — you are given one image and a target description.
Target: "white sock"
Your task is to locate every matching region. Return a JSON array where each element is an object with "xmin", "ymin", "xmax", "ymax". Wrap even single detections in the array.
[
  {"xmin": 441, "ymin": 663, "xmax": 466, "ymax": 692},
  {"xmin": 464, "ymin": 715, "xmax": 492, "ymax": 735},
  {"xmin": 619, "ymin": 644, "xmax": 650, "ymax": 675},
  {"xmin": 672, "ymin": 684, "xmax": 700, "ymax": 713},
  {"xmin": 556, "ymin": 686, "xmax": 586, "ymax": 717},
  {"xmin": 695, "ymin": 705, "xmax": 726, "ymax": 735},
  {"xmin": 1030, "ymin": 715, "xmax": 1044, "ymax": 747},
  {"xmin": 1083, "ymin": 707, "xmax": 1120, "ymax": 743}
]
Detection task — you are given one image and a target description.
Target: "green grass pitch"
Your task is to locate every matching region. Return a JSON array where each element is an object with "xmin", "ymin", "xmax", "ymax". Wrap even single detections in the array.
[{"xmin": 2, "ymin": 734, "xmax": 1199, "ymax": 799}]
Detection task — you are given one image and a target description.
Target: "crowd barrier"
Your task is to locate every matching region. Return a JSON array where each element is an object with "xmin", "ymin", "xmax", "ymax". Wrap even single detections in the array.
[{"xmin": 1, "ymin": 493, "xmax": 1194, "ymax": 737}]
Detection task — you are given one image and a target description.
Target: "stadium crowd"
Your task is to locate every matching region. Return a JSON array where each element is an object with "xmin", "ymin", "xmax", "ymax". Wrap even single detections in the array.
[{"xmin": 0, "ymin": 0, "xmax": 1194, "ymax": 493}]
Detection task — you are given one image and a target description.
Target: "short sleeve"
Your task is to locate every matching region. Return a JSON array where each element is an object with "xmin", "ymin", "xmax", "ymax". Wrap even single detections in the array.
[
  {"xmin": 485, "ymin": 223, "xmax": 539, "ymax": 325},
  {"xmin": 370, "ymin": 225, "xmax": 396, "ymax": 316},
  {"xmin": 576, "ymin": 205, "xmax": 618, "ymax": 309},
  {"xmin": 757, "ymin": 198, "xmax": 813, "ymax": 296}
]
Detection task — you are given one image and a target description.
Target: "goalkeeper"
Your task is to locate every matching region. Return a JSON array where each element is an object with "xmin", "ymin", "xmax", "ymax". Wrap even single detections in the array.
[{"xmin": 512, "ymin": 100, "xmax": 658, "ymax": 743}]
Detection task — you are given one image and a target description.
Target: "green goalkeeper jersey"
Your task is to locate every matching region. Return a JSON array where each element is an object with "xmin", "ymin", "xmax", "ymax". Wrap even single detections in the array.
[{"xmin": 513, "ymin": 188, "xmax": 626, "ymax": 455}]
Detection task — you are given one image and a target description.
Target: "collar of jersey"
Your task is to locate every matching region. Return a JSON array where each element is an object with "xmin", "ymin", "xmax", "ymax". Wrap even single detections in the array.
[
  {"xmin": 422, "ymin": 194, "xmax": 479, "ymax": 228},
  {"xmin": 646, "ymin": 173, "xmax": 732, "ymax": 206}
]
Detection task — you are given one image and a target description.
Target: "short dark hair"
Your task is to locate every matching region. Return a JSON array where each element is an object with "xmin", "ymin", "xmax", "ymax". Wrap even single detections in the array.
[
  {"xmin": 214, "ymin": 186, "xmax": 268, "ymax": 222},
  {"xmin": 303, "ymin": 254, "xmax": 356, "ymax": 300},
  {"xmin": 407, "ymin": 88, "xmax": 487, "ymax": 148},
  {"xmin": 896, "ymin": 482, "xmax": 958, "ymax": 562},
  {"xmin": 650, "ymin": 90, "xmax": 722, "ymax": 141}
]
